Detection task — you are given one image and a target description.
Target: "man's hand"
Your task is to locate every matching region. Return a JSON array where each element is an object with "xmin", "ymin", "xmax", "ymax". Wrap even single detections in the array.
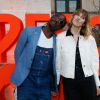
[
  {"xmin": 51, "ymin": 91, "xmax": 57, "ymax": 96},
  {"xmin": 4, "ymin": 83, "xmax": 16, "ymax": 100}
]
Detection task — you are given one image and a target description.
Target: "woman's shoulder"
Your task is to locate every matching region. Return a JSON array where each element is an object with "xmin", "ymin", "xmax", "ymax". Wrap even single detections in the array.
[
  {"xmin": 88, "ymin": 35, "xmax": 95, "ymax": 41},
  {"xmin": 57, "ymin": 30, "xmax": 66, "ymax": 40}
]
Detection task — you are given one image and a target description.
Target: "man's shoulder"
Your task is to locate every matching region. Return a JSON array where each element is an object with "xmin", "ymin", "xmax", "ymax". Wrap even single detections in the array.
[{"xmin": 25, "ymin": 26, "xmax": 42, "ymax": 32}]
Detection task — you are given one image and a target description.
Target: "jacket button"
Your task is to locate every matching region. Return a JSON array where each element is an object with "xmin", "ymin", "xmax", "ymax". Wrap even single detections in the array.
[
  {"xmin": 40, "ymin": 60, "xmax": 43, "ymax": 64},
  {"xmin": 76, "ymin": 66, "xmax": 78, "ymax": 69},
  {"xmin": 76, "ymin": 52, "xmax": 79, "ymax": 54},
  {"xmin": 86, "ymin": 75, "xmax": 88, "ymax": 77},
  {"xmin": 83, "ymin": 65, "xmax": 85, "ymax": 67}
]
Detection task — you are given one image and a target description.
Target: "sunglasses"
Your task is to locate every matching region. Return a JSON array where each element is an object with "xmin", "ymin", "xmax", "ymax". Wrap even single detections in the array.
[{"xmin": 51, "ymin": 17, "xmax": 65, "ymax": 26}]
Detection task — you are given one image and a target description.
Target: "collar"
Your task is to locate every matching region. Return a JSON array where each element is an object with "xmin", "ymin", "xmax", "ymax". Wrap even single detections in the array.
[
  {"xmin": 66, "ymin": 29, "xmax": 84, "ymax": 36},
  {"xmin": 42, "ymin": 26, "xmax": 57, "ymax": 37}
]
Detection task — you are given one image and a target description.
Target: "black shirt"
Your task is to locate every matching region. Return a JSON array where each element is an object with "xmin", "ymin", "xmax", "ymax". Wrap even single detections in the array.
[
  {"xmin": 75, "ymin": 37, "xmax": 85, "ymax": 79},
  {"xmin": 66, "ymin": 29, "xmax": 85, "ymax": 79}
]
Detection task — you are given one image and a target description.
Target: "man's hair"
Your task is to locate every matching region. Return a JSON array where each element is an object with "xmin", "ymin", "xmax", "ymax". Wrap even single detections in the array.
[{"xmin": 51, "ymin": 13, "xmax": 67, "ymax": 28}]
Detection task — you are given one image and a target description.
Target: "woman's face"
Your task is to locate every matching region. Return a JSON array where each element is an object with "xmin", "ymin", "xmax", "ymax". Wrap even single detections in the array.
[{"xmin": 72, "ymin": 13, "xmax": 85, "ymax": 28}]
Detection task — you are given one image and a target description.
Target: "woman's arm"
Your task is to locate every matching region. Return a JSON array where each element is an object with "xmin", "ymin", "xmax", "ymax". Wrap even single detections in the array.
[
  {"xmin": 56, "ymin": 34, "xmax": 62, "ymax": 85},
  {"xmin": 90, "ymin": 36, "xmax": 100, "ymax": 87}
]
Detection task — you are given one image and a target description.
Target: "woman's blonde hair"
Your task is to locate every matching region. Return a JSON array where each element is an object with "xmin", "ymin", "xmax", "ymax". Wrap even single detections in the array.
[{"xmin": 68, "ymin": 9, "xmax": 92, "ymax": 38}]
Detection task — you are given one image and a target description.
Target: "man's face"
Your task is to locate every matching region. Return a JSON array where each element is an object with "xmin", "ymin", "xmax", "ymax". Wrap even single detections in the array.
[{"xmin": 48, "ymin": 14, "xmax": 66, "ymax": 32}]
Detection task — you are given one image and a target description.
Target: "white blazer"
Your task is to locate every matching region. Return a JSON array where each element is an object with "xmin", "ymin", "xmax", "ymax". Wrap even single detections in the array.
[{"xmin": 56, "ymin": 31, "xmax": 100, "ymax": 87}]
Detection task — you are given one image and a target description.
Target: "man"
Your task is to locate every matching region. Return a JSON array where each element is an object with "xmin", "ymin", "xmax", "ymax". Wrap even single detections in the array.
[{"xmin": 11, "ymin": 13, "xmax": 66, "ymax": 100}]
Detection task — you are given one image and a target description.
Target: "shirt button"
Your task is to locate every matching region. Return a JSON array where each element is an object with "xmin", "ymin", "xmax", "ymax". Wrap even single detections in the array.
[
  {"xmin": 76, "ymin": 66, "xmax": 78, "ymax": 69},
  {"xmin": 40, "ymin": 60, "xmax": 43, "ymax": 64},
  {"xmin": 40, "ymin": 49, "xmax": 42, "ymax": 52},
  {"xmin": 76, "ymin": 52, "xmax": 79, "ymax": 54},
  {"xmin": 86, "ymin": 75, "xmax": 88, "ymax": 77},
  {"xmin": 83, "ymin": 65, "xmax": 85, "ymax": 67},
  {"xmin": 45, "ymin": 50, "xmax": 48, "ymax": 54}
]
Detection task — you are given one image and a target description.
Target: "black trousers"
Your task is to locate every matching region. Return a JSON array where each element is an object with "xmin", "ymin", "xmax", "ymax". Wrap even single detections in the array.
[{"xmin": 63, "ymin": 75, "xmax": 97, "ymax": 100}]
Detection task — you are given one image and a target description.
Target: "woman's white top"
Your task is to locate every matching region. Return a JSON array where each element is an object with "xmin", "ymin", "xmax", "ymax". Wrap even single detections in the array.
[{"xmin": 56, "ymin": 30, "xmax": 100, "ymax": 87}]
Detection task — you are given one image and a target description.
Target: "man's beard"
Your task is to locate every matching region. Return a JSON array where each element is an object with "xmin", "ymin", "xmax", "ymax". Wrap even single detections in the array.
[{"xmin": 48, "ymin": 23, "xmax": 56, "ymax": 32}]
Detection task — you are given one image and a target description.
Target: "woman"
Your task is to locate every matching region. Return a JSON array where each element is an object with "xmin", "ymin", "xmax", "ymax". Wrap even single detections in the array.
[{"xmin": 56, "ymin": 9, "xmax": 100, "ymax": 100}]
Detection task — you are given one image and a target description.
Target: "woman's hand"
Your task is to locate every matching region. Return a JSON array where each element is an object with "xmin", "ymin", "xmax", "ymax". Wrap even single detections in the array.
[{"xmin": 97, "ymin": 86, "xmax": 100, "ymax": 96}]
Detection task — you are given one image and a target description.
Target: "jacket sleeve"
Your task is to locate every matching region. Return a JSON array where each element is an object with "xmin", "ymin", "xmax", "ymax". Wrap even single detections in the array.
[
  {"xmin": 14, "ymin": 27, "xmax": 28, "ymax": 64},
  {"xmin": 90, "ymin": 36, "xmax": 100, "ymax": 87},
  {"xmin": 56, "ymin": 34, "xmax": 62, "ymax": 85}
]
